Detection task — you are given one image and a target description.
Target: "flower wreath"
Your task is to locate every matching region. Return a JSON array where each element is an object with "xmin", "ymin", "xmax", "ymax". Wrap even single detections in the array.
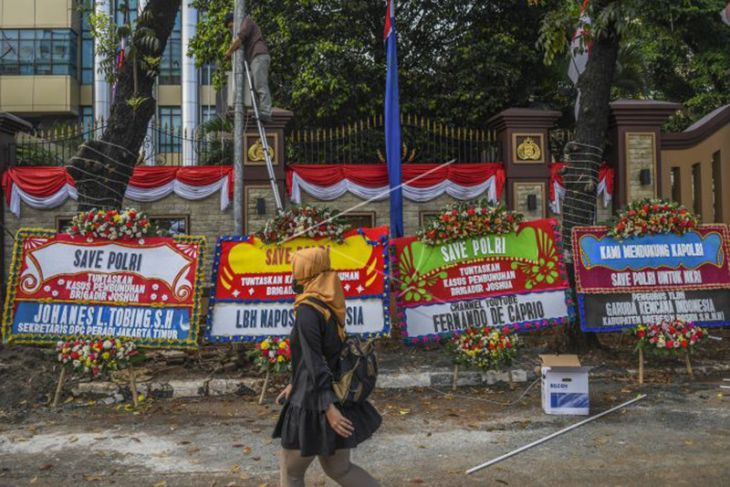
[
  {"xmin": 608, "ymin": 198, "xmax": 699, "ymax": 240},
  {"xmin": 250, "ymin": 336, "xmax": 292, "ymax": 373},
  {"xmin": 56, "ymin": 338, "xmax": 141, "ymax": 378},
  {"xmin": 67, "ymin": 208, "xmax": 157, "ymax": 240},
  {"xmin": 630, "ymin": 320, "xmax": 707, "ymax": 354},
  {"xmin": 256, "ymin": 205, "xmax": 351, "ymax": 244},
  {"xmin": 447, "ymin": 326, "xmax": 520, "ymax": 371},
  {"xmin": 418, "ymin": 200, "xmax": 524, "ymax": 246}
]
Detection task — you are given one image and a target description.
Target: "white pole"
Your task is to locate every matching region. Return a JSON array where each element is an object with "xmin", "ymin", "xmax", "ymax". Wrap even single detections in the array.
[
  {"xmin": 181, "ymin": 1, "xmax": 199, "ymax": 165},
  {"xmin": 465, "ymin": 394, "xmax": 648, "ymax": 475},
  {"xmin": 233, "ymin": 0, "xmax": 246, "ymax": 234},
  {"xmin": 93, "ymin": 0, "xmax": 112, "ymax": 123}
]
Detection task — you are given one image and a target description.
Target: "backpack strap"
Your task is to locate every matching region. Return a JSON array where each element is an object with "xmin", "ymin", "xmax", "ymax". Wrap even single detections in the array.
[{"xmin": 300, "ymin": 297, "xmax": 333, "ymax": 323}]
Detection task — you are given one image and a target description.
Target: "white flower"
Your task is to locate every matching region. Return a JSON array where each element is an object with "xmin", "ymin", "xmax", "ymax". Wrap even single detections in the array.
[{"xmin": 103, "ymin": 340, "xmax": 112, "ymax": 350}]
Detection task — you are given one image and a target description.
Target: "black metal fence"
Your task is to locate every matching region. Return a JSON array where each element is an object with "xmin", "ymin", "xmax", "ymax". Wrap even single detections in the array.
[
  {"xmin": 13, "ymin": 114, "xmax": 503, "ymax": 167},
  {"xmin": 12, "ymin": 120, "xmax": 231, "ymax": 167},
  {"xmin": 287, "ymin": 114, "xmax": 500, "ymax": 164}
]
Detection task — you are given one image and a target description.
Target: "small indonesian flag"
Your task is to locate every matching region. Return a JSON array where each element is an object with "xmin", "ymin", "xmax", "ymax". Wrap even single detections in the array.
[{"xmin": 568, "ymin": 0, "xmax": 591, "ymax": 120}]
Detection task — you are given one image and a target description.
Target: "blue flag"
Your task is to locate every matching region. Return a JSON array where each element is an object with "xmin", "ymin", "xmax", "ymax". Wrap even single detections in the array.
[{"xmin": 384, "ymin": 0, "xmax": 403, "ymax": 238}]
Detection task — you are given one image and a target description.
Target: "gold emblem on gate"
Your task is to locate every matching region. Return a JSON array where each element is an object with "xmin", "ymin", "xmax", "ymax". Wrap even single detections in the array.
[
  {"xmin": 516, "ymin": 137, "xmax": 542, "ymax": 161},
  {"xmin": 248, "ymin": 138, "xmax": 275, "ymax": 162}
]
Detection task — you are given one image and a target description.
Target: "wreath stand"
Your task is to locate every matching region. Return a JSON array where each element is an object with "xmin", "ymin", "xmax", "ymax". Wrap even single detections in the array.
[
  {"xmin": 128, "ymin": 364, "xmax": 140, "ymax": 407},
  {"xmin": 684, "ymin": 350, "xmax": 694, "ymax": 379},
  {"xmin": 637, "ymin": 348, "xmax": 695, "ymax": 385},
  {"xmin": 452, "ymin": 364, "xmax": 459, "ymax": 391},
  {"xmin": 259, "ymin": 369, "xmax": 271, "ymax": 405},
  {"xmin": 638, "ymin": 348, "xmax": 644, "ymax": 385},
  {"xmin": 50, "ymin": 366, "xmax": 67, "ymax": 408}
]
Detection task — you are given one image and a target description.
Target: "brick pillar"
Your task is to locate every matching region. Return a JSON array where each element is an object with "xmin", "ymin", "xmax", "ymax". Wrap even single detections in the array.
[
  {"xmin": 0, "ymin": 113, "xmax": 32, "ymax": 302},
  {"xmin": 607, "ymin": 100, "xmax": 680, "ymax": 210},
  {"xmin": 242, "ymin": 108, "xmax": 294, "ymax": 233},
  {"xmin": 486, "ymin": 108, "xmax": 560, "ymax": 220}
]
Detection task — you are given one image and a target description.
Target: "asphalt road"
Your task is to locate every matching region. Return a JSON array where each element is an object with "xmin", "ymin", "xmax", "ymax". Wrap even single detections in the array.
[{"xmin": 1, "ymin": 376, "xmax": 729, "ymax": 487}]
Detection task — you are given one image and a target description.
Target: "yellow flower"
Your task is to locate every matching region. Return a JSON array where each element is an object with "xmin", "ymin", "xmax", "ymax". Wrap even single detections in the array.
[
  {"xmin": 277, "ymin": 355, "xmax": 284, "ymax": 363},
  {"xmin": 279, "ymin": 341, "xmax": 288, "ymax": 349},
  {"xmin": 260, "ymin": 340, "xmax": 270, "ymax": 350},
  {"xmin": 102, "ymin": 352, "xmax": 110, "ymax": 361},
  {"xmin": 113, "ymin": 214, "xmax": 122, "ymax": 223}
]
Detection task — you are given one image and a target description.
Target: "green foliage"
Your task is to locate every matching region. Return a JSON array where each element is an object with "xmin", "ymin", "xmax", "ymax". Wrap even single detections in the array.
[
  {"xmin": 188, "ymin": 0, "xmax": 234, "ymax": 89},
  {"xmin": 84, "ymin": 1, "xmax": 164, "ymax": 89},
  {"xmin": 188, "ymin": 0, "xmax": 728, "ymax": 130},
  {"xmin": 536, "ymin": 0, "xmax": 730, "ymax": 129},
  {"xmin": 88, "ymin": 11, "xmax": 120, "ymax": 83},
  {"xmin": 189, "ymin": 0, "xmax": 565, "ymax": 128}
]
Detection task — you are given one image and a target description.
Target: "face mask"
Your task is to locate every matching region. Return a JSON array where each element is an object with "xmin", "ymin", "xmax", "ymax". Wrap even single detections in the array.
[{"xmin": 291, "ymin": 278, "xmax": 304, "ymax": 295}]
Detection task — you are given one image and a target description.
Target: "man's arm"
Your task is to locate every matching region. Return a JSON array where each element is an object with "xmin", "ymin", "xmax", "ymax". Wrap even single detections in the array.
[
  {"xmin": 224, "ymin": 36, "xmax": 241, "ymax": 59},
  {"xmin": 225, "ymin": 17, "xmax": 250, "ymax": 59}
]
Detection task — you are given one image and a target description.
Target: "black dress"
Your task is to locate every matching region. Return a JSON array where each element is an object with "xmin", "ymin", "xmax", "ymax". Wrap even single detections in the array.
[{"xmin": 273, "ymin": 303, "xmax": 382, "ymax": 457}]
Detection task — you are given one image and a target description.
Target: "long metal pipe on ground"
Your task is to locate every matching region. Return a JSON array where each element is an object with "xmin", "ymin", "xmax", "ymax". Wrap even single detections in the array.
[{"xmin": 466, "ymin": 394, "xmax": 648, "ymax": 475}]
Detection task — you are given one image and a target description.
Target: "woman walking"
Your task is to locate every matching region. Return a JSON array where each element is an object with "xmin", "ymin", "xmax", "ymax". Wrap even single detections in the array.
[{"xmin": 273, "ymin": 247, "xmax": 382, "ymax": 487}]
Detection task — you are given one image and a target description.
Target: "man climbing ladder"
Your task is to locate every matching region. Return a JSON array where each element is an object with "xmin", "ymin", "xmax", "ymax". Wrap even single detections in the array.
[
  {"xmin": 225, "ymin": 13, "xmax": 272, "ymax": 123},
  {"xmin": 225, "ymin": 12, "xmax": 282, "ymax": 210}
]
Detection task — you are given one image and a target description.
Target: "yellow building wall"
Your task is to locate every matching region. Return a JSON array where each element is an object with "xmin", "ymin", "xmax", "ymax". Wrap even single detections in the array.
[
  {"xmin": 0, "ymin": 75, "xmax": 79, "ymax": 115},
  {"xmin": 0, "ymin": 0, "xmax": 78, "ymax": 30},
  {"xmin": 661, "ymin": 124, "xmax": 730, "ymax": 224}
]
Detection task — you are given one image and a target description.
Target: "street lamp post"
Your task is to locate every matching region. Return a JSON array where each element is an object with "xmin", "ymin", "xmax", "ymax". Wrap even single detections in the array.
[{"xmin": 233, "ymin": 0, "xmax": 246, "ymax": 234}]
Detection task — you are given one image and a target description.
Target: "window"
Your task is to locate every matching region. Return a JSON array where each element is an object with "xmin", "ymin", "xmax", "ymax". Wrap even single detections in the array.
[
  {"xmin": 692, "ymin": 163, "xmax": 702, "ymax": 217},
  {"xmin": 339, "ymin": 212, "xmax": 375, "ymax": 229},
  {"xmin": 670, "ymin": 167, "xmax": 681, "ymax": 205},
  {"xmin": 151, "ymin": 215, "xmax": 189, "ymax": 235},
  {"xmin": 115, "ymin": 0, "xmax": 139, "ymax": 27},
  {"xmin": 713, "ymin": 151, "xmax": 722, "ymax": 222},
  {"xmin": 56, "ymin": 217, "xmax": 74, "ymax": 232},
  {"xmin": 419, "ymin": 211, "xmax": 441, "ymax": 228},
  {"xmin": 0, "ymin": 29, "xmax": 78, "ymax": 77},
  {"xmin": 81, "ymin": 7, "xmax": 94, "ymax": 84},
  {"xmin": 80, "ymin": 106, "xmax": 94, "ymax": 138},
  {"xmin": 158, "ymin": 106, "xmax": 182, "ymax": 153},
  {"xmin": 159, "ymin": 11, "xmax": 181, "ymax": 84},
  {"xmin": 201, "ymin": 63, "xmax": 215, "ymax": 85},
  {"xmin": 201, "ymin": 105, "xmax": 217, "ymax": 124}
]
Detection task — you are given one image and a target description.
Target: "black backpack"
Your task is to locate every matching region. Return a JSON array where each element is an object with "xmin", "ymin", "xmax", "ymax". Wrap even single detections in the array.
[
  {"xmin": 303, "ymin": 298, "xmax": 378, "ymax": 404},
  {"xmin": 333, "ymin": 336, "xmax": 378, "ymax": 404}
]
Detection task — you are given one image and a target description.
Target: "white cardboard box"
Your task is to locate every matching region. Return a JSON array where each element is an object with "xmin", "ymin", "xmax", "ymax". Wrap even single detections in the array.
[{"xmin": 540, "ymin": 354, "xmax": 590, "ymax": 415}]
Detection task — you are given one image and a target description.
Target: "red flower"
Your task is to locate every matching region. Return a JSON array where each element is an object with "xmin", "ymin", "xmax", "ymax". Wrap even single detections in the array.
[
  {"xmin": 680, "ymin": 340, "xmax": 688, "ymax": 348},
  {"xmin": 467, "ymin": 208, "xmax": 475, "ymax": 216},
  {"xmin": 666, "ymin": 340, "xmax": 674, "ymax": 349},
  {"xmin": 70, "ymin": 351, "xmax": 79, "ymax": 360}
]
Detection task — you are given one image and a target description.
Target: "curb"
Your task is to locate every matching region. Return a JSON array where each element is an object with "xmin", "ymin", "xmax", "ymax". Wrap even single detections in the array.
[
  {"xmin": 71, "ymin": 368, "xmax": 530, "ymax": 401},
  {"xmin": 69, "ymin": 362, "xmax": 730, "ymax": 402}
]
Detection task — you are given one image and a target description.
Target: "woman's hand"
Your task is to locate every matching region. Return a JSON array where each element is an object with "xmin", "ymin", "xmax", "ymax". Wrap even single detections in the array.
[
  {"xmin": 276, "ymin": 384, "xmax": 293, "ymax": 405},
  {"xmin": 326, "ymin": 403, "xmax": 354, "ymax": 438}
]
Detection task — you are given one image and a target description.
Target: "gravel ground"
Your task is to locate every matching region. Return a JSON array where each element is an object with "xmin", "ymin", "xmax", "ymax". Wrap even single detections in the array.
[{"xmin": 1, "ymin": 371, "xmax": 729, "ymax": 487}]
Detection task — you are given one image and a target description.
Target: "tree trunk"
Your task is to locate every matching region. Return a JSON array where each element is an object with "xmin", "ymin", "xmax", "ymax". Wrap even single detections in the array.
[
  {"xmin": 68, "ymin": 0, "xmax": 181, "ymax": 211},
  {"xmin": 559, "ymin": 1, "xmax": 620, "ymax": 352}
]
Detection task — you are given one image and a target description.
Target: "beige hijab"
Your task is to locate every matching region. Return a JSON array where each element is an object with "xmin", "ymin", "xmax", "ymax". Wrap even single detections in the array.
[{"xmin": 292, "ymin": 247, "xmax": 347, "ymax": 341}]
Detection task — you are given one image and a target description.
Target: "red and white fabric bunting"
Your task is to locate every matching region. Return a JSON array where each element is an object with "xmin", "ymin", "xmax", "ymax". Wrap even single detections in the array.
[
  {"xmin": 549, "ymin": 162, "xmax": 614, "ymax": 214},
  {"xmin": 287, "ymin": 163, "xmax": 506, "ymax": 204},
  {"xmin": 2, "ymin": 166, "xmax": 233, "ymax": 217}
]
